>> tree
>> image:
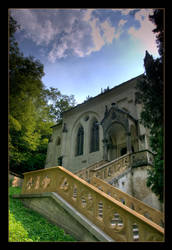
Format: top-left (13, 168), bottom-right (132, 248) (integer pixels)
top-left (135, 9), bottom-right (164, 202)
top-left (136, 51), bottom-right (163, 129)
top-left (9, 16), bottom-right (76, 175)
top-left (9, 16), bottom-right (52, 174)
top-left (44, 87), bottom-right (76, 122)
top-left (149, 9), bottom-right (164, 58)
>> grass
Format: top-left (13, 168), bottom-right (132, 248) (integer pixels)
top-left (9, 186), bottom-right (76, 242)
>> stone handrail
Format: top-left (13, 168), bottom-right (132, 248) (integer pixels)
top-left (90, 150), bottom-right (154, 181)
top-left (90, 176), bottom-right (164, 227)
top-left (21, 166), bottom-right (164, 242)
top-left (90, 154), bottom-right (131, 181)
top-left (75, 160), bottom-right (107, 182)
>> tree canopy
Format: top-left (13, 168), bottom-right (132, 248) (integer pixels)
top-left (9, 16), bottom-right (76, 175)
top-left (135, 9), bottom-right (164, 202)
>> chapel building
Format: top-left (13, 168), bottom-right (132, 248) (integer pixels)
top-left (44, 74), bottom-right (162, 211)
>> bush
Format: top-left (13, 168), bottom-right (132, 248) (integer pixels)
top-left (9, 186), bottom-right (76, 242)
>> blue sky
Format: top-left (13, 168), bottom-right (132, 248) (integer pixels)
top-left (10, 8), bottom-right (159, 104)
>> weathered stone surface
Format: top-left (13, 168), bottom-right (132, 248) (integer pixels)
top-left (18, 166), bottom-right (164, 242)
top-left (38, 74), bottom-right (164, 232)
top-left (45, 75), bottom-right (147, 172)
top-left (14, 192), bottom-right (114, 242)
top-left (131, 166), bottom-right (162, 211)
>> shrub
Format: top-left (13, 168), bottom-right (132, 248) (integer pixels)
top-left (9, 186), bottom-right (76, 242)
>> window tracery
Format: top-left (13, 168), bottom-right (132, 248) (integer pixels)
top-left (76, 125), bottom-right (84, 156)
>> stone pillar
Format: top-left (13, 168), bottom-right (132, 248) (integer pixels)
top-left (126, 132), bottom-right (132, 154)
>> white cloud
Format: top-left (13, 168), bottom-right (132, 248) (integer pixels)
top-left (120, 9), bottom-right (133, 15)
top-left (12, 9), bottom-right (157, 63)
top-left (12, 9), bottom-right (117, 60)
top-left (101, 20), bottom-right (115, 44)
top-left (11, 9), bottom-right (56, 45)
top-left (48, 41), bottom-right (68, 62)
top-left (82, 9), bottom-right (95, 22)
top-left (112, 8), bottom-right (133, 15)
top-left (48, 19), bottom-right (93, 61)
top-left (85, 18), bottom-right (106, 55)
top-left (65, 29), bottom-right (88, 58)
top-left (118, 19), bottom-right (127, 27)
top-left (12, 9), bottom-right (117, 61)
top-left (113, 18), bottom-right (127, 39)
top-left (134, 9), bottom-right (151, 22)
top-left (128, 9), bottom-right (158, 56)
top-left (91, 19), bottom-right (105, 50)
top-left (11, 9), bottom-right (92, 61)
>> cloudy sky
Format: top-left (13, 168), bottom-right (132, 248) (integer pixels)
top-left (10, 8), bottom-right (159, 104)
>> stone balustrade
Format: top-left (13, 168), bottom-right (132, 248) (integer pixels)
top-left (90, 154), bottom-right (131, 181)
top-left (21, 166), bottom-right (164, 242)
top-left (75, 160), bottom-right (107, 182)
top-left (90, 176), bottom-right (164, 227)
top-left (131, 150), bottom-right (154, 168)
top-left (89, 150), bottom-right (154, 182)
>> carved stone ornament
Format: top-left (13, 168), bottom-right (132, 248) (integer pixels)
top-left (104, 105), bottom-right (108, 118)
top-left (21, 165), bottom-right (164, 241)
top-left (101, 106), bottom-right (130, 137)
top-left (111, 111), bottom-right (116, 120)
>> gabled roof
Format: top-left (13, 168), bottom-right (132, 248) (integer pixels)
top-left (62, 74), bottom-right (143, 116)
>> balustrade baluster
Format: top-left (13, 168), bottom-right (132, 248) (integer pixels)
top-left (132, 224), bottom-right (139, 241)
top-left (72, 184), bottom-right (77, 201)
top-left (20, 166), bottom-right (164, 242)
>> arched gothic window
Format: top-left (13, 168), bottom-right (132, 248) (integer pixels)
top-left (76, 125), bottom-right (84, 156)
top-left (90, 120), bottom-right (99, 152)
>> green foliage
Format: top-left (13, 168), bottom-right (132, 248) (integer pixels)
top-left (147, 127), bottom-right (164, 201)
top-left (9, 210), bottom-right (33, 242)
top-left (135, 9), bottom-right (164, 202)
top-left (9, 16), bottom-right (76, 175)
top-left (9, 187), bottom-right (76, 242)
top-left (44, 87), bottom-right (76, 122)
top-left (9, 115), bottom-right (21, 132)
top-left (136, 52), bottom-right (163, 130)
top-left (149, 9), bottom-right (164, 57)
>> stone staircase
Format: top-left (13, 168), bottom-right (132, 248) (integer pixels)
top-left (90, 177), bottom-right (164, 228)
top-left (74, 150), bottom-right (164, 227)
top-left (75, 150), bottom-right (154, 183)
top-left (14, 159), bottom-right (164, 242)
top-left (74, 160), bottom-right (108, 182)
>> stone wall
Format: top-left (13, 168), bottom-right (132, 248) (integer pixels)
top-left (58, 76), bottom-right (143, 172)
top-left (45, 76), bottom-right (145, 172)
top-left (14, 192), bottom-right (113, 242)
top-left (110, 166), bottom-right (162, 211)
top-left (44, 123), bottom-right (62, 168)
top-left (131, 166), bottom-right (162, 211)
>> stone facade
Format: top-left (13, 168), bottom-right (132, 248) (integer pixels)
top-left (44, 74), bottom-right (162, 211)
top-left (45, 74), bottom-right (149, 172)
